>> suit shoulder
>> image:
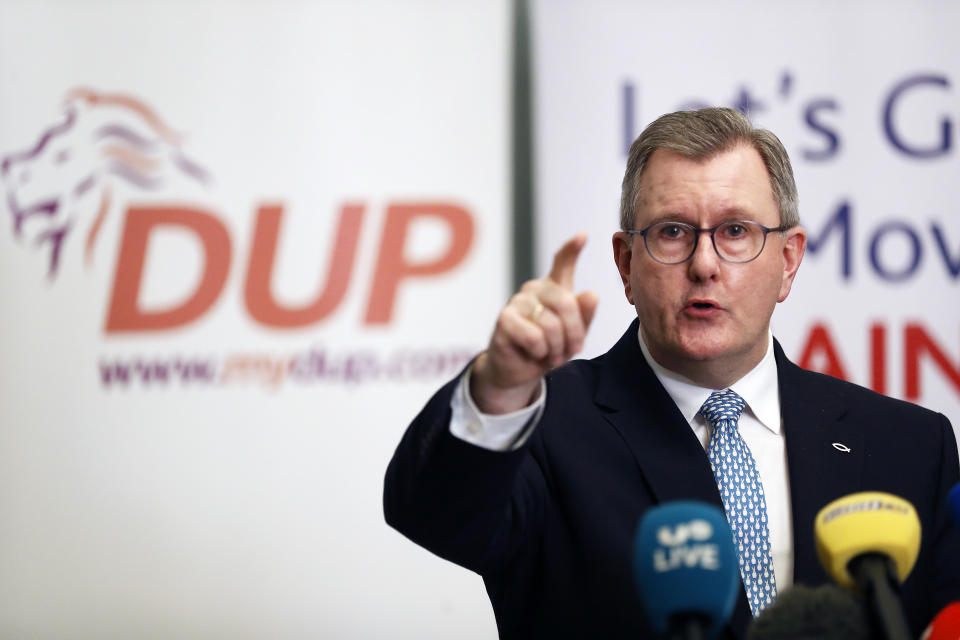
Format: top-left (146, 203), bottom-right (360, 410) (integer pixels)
top-left (544, 351), bottom-right (605, 389)
top-left (787, 360), bottom-right (945, 423)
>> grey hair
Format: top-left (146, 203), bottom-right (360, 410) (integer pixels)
top-left (619, 107), bottom-right (799, 230)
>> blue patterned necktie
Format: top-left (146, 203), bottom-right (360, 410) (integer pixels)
top-left (700, 389), bottom-right (777, 616)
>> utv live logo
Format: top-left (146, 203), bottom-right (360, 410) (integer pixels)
top-left (1, 88), bottom-right (475, 332)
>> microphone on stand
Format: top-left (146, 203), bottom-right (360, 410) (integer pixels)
top-left (746, 583), bottom-right (871, 640)
top-left (633, 501), bottom-right (740, 640)
top-left (814, 491), bottom-right (921, 640)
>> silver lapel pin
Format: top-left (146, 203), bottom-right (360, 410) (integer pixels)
top-left (832, 442), bottom-right (851, 453)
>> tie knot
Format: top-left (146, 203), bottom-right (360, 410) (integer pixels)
top-left (699, 389), bottom-right (746, 426)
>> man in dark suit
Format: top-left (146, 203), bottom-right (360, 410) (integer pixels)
top-left (383, 108), bottom-right (960, 638)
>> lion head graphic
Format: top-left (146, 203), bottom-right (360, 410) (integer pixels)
top-left (1, 87), bottom-right (211, 277)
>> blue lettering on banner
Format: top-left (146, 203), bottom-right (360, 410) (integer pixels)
top-left (802, 99), bottom-right (841, 161)
top-left (807, 200), bottom-right (853, 279)
top-left (882, 74), bottom-right (952, 159)
top-left (932, 224), bottom-right (960, 278)
top-left (616, 75), bottom-right (960, 283)
top-left (869, 221), bottom-right (923, 281)
top-left (621, 71), bottom-right (956, 161)
top-left (778, 71), bottom-right (793, 99)
top-left (732, 85), bottom-right (766, 118)
top-left (807, 204), bottom-right (959, 282)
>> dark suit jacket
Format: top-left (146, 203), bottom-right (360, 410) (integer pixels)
top-left (384, 320), bottom-right (960, 639)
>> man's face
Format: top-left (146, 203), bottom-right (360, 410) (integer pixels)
top-left (612, 144), bottom-right (806, 387)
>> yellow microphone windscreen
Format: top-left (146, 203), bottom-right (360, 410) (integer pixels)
top-left (814, 491), bottom-right (921, 588)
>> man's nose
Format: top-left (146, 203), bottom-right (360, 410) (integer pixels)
top-left (686, 230), bottom-right (721, 281)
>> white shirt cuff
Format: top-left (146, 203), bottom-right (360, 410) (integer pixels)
top-left (448, 363), bottom-right (546, 451)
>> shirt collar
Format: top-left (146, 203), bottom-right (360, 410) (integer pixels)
top-left (636, 327), bottom-right (782, 434)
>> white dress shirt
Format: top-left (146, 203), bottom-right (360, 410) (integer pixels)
top-left (449, 329), bottom-right (794, 590)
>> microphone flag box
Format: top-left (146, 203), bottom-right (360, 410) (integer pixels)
top-left (633, 501), bottom-right (740, 638)
top-left (814, 491), bottom-right (921, 588)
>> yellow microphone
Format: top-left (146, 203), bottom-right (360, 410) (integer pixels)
top-left (814, 492), bottom-right (921, 640)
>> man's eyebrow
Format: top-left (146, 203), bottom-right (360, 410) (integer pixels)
top-left (638, 198), bottom-right (769, 227)
top-left (645, 212), bottom-right (694, 224)
top-left (644, 208), bottom-right (758, 225)
top-left (716, 206), bottom-right (756, 219)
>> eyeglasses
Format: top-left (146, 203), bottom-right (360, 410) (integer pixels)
top-left (625, 220), bottom-right (792, 265)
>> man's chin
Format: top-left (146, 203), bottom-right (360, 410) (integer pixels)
top-left (672, 327), bottom-right (733, 356)
top-left (666, 333), bottom-right (751, 369)
top-left (644, 323), bottom-right (751, 368)
top-left (676, 345), bottom-right (731, 363)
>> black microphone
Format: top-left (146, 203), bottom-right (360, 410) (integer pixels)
top-left (746, 584), bottom-right (871, 640)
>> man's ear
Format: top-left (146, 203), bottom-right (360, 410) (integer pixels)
top-left (777, 226), bottom-right (807, 302)
top-left (612, 232), bottom-right (634, 304)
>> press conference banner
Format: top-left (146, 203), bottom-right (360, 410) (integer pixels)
top-left (2, 2), bottom-right (959, 639)
top-left (0, 2), bottom-right (507, 638)
top-left (532, 0), bottom-right (960, 439)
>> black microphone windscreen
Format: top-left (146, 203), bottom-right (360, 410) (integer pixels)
top-left (747, 584), bottom-right (871, 640)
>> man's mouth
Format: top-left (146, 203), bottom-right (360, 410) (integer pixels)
top-left (684, 299), bottom-right (722, 316)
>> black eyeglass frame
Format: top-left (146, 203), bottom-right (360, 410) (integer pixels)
top-left (624, 220), bottom-right (793, 265)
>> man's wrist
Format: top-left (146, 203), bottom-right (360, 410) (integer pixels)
top-left (469, 353), bottom-right (542, 414)
top-left (449, 363), bottom-right (547, 451)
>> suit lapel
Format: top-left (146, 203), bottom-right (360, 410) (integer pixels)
top-left (594, 320), bottom-right (725, 508)
top-left (775, 341), bottom-right (864, 586)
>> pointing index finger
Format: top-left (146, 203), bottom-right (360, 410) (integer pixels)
top-left (548, 232), bottom-right (587, 289)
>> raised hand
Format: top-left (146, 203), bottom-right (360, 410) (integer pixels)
top-left (470, 233), bottom-right (599, 414)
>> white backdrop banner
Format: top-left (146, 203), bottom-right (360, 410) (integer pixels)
top-left (533, 0), bottom-right (960, 440)
top-left (0, 1), bottom-right (507, 638)
top-left (3, 1), bottom-right (960, 638)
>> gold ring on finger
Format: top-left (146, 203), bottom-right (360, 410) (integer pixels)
top-left (529, 302), bottom-right (545, 323)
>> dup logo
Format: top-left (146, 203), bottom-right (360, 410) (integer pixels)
top-left (2, 87), bottom-right (476, 334)
top-left (1, 87), bottom-right (211, 277)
